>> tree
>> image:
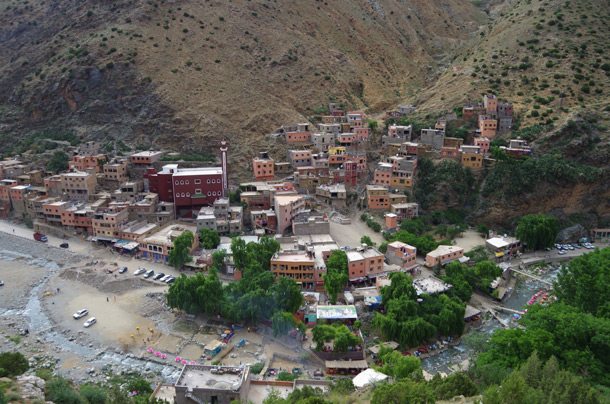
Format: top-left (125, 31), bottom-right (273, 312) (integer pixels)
top-left (272, 277), bottom-right (303, 313)
top-left (360, 235), bottom-right (375, 246)
top-left (554, 248), bottom-right (610, 317)
top-left (377, 350), bottom-right (422, 380)
top-left (211, 250), bottom-right (227, 271)
top-left (324, 250), bottom-right (348, 304)
top-left (199, 228), bottom-right (220, 249)
top-left (168, 231), bottom-right (194, 268)
top-left (47, 150), bottom-right (69, 173)
top-left (368, 119), bottom-right (379, 132)
top-left (272, 311), bottom-right (296, 337)
top-left (516, 214), bottom-right (559, 250)
top-left (371, 380), bottom-right (435, 404)
top-left (429, 372), bottom-right (478, 400)
top-left (0, 351), bottom-right (29, 377)
top-left (230, 237), bottom-right (248, 270)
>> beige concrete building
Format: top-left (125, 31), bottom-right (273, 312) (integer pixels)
top-left (346, 247), bottom-right (385, 282)
top-left (61, 171), bottom-right (97, 202)
top-left (139, 222), bottom-right (199, 264)
top-left (270, 251), bottom-right (318, 289)
top-left (425, 245), bottom-right (464, 267)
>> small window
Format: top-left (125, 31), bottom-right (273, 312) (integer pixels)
top-left (195, 188), bottom-right (201, 194)
top-left (208, 191), bottom-right (212, 196)
top-left (207, 179), bottom-right (211, 184)
top-left (180, 180), bottom-right (184, 185)
top-left (175, 193), bottom-right (180, 197)
top-left (175, 181), bottom-right (179, 185)
top-left (194, 179), bottom-right (201, 184)
top-left (186, 192), bottom-right (190, 197)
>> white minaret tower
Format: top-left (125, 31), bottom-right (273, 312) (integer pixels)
top-left (220, 140), bottom-right (228, 197)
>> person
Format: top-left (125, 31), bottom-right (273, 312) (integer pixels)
top-left (106, 297), bottom-right (109, 302)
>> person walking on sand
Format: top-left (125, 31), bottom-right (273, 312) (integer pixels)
top-left (106, 297), bottom-right (109, 302)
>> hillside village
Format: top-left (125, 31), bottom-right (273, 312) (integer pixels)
top-left (1, 90), bottom-right (609, 403)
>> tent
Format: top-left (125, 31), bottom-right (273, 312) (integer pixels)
top-left (352, 368), bottom-right (388, 388)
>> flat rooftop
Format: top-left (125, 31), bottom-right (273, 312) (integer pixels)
top-left (175, 365), bottom-right (247, 391)
top-left (143, 223), bottom-right (198, 246)
top-left (272, 252), bottom-right (315, 263)
top-left (427, 245), bottom-right (464, 258)
top-left (173, 167), bottom-right (223, 176)
top-left (316, 305), bottom-right (357, 320)
top-left (132, 151), bottom-right (163, 157)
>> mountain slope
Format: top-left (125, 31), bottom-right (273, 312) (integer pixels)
top-left (0, 0), bottom-right (486, 163)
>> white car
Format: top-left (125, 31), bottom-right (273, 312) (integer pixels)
top-left (160, 274), bottom-right (172, 282)
top-left (83, 317), bottom-right (97, 328)
top-left (73, 309), bottom-right (89, 319)
top-left (134, 268), bottom-right (146, 276)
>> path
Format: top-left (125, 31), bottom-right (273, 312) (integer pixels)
top-left (509, 268), bottom-right (552, 286)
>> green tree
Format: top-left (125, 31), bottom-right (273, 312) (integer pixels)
top-left (230, 237), bottom-right (248, 270)
top-left (360, 235), bottom-right (375, 246)
top-left (516, 214), bottom-right (559, 250)
top-left (0, 351), bottom-right (29, 377)
top-left (324, 250), bottom-right (348, 304)
top-left (199, 228), bottom-right (220, 249)
top-left (554, 248), bottom-right (610, 317)
top-left (377, 350), bottom-right (422, 380)
top-left (272, 277), bottom-right (303, 313)
top-left (168, 231), bottom-right (194, 268)
top-left (371, 379), bottom-right (435, 404)
top-left (271, 311), bottom-right (296, 337)
top-left (368, 119), bottom-right (379, 132)
top-left (47, 150), bottom-right (69, 173)
top-left (211, 249), bottom-right (227, 271)
top-left (429, 372), bottom-right (478, 400)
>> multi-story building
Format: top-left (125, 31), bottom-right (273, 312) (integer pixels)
top-left (385, 241), bottom-right (417, 270)
top-left (146, 164), bottom-right (225, 213)
top-left (61, 205), bottom-right (94, 234)
top-left (0, 159), bottom-right (26, 180)
top-left (390, 202), bottom-right (419, 220)
top-left (274, 194), bottom-right (307, 235)
top-left (61, 171), bottom-right (97, 202)
top-left (285, 123), bottom-right (312, 144)
top-left (139, 222), bottom-right (199, 263)
top-left (196, 198), bottom-right (243, 235)
top-left (8, 185), bottom-right (29, 215)
top-left (478, 115), bottom-right (497, 138)
top-left (315, 183), bottom-right (347, 208)
top-left (311, 132), bottom-right (336, 152)
top-left (425, 245), bottom-right (464, 267)
top-left (383, 125), bottom-right (412, 146)
top-left (318, 123), bottom-right (341, 135)
top-left (292, 214), bottom-right (330, 235)
top-left (420, 129), bottom-right (445, 150)
top-left (288, 150), bottom-right (312, 168)
top-left (474, 137), bottom-right (491, 155)
top-left (483, 94), bottom-right (498, 115)
top-left (346, 247), bottom-right (385, 282)
top-left (130, 151), bottom-right (163, 166)
top-left (460, 146), bottom-right (483, 169)
top-left (118, 221), bottom-right (159, 241)
top-left (69, 154), bottom-right (107, 173)
top-left (366, 185), bottom-right (389, 210)
top-left (173, 365), bottom-right (251, 404)
top-left (103, 160), bottom-right (129, 183)
top-left (270, 251), bottom-right (318, 289)
top-left (373, 162), bottom-right (393, 187)
top-left (92, 208), bottom-right (129, 239)
top-left (252, 152), bottom-right (275, 181)
top-left (250, 209), bottom-right (277, 235)
top-left (347, 111), bottom-right (366, 129)
top-left (44, 175), bottom-right (63, 198)
top-left (43, 201), bottom-right (69, 225)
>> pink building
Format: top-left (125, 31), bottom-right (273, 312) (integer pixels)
top-left (385, 241), bottom-right (417, 270)
top-left (252, 152), bottom-right (275, 181)
top-left (69, 154), bottom-right (107, 173)
top-left (346, 247), bottom-right (385, 282)
top-left (474, 137), bottom-right (491, 155)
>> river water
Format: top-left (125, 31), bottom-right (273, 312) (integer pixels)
top-left (421, 264), bottom-right (562, 375)
top-left (0, 249), bottom-right (181, 383)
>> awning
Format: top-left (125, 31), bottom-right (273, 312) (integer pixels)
top-left (495, 252), bottom-right (505, 258)
top-left (95, 237), bottom-right (117, 243)
top-left (114, 241), bottom-right (139, 251)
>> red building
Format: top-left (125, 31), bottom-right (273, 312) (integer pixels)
top-left (145, 165), bottom-right (224, 213)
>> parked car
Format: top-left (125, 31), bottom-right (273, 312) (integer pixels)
top-left (59, 242), bottom-right (69, 248)
top-left (0, 280), bottom-right (4, 286)
top-left (166, 277), bottom-right (176, 284)
top-left (33, 232), bottom-right (48, 242)
top-left (153, 273), bottom-right (165, 281)
top-left (73, 309), bottom-right (89, 319)
top-left (558, 250), bottom-right (566, 255)
top-left (160, 275), bottom-right (171, 282)
top-left (119, 267), bottom-right (128, 274)
top-left (134, 268), bottom-right (146, 276)
top-left (83, 317), bottom-right (97, 328)
top-left (313, 369), bottom-right (323, 377)
top-left (144, 270), bottom-right (155, 278)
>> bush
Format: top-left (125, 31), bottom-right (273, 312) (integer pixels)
top-left (0, 352), bottom-right (29, 377)
top-left (250, 362), bottom-right (264, 375)
top-left (46, 378), bottom-right (83, 404)
top-left (79, 384), bottom-right (107, 404)
top-left (277, 371), bottom-right (296, 381)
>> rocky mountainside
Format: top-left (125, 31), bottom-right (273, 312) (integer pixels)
top-left (0, 0), bottom-right (485, 164)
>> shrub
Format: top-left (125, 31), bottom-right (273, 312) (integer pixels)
top-left (45, 378), bottom-right (83, 404)
top-left (0, 352), bottom-right (29, 377)
top-left (79, 384), bottom-right (107, 404)
top-left (250, 362), bottom-right (264, 374)
top-left (277, 371), bottom-right (296, 381)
